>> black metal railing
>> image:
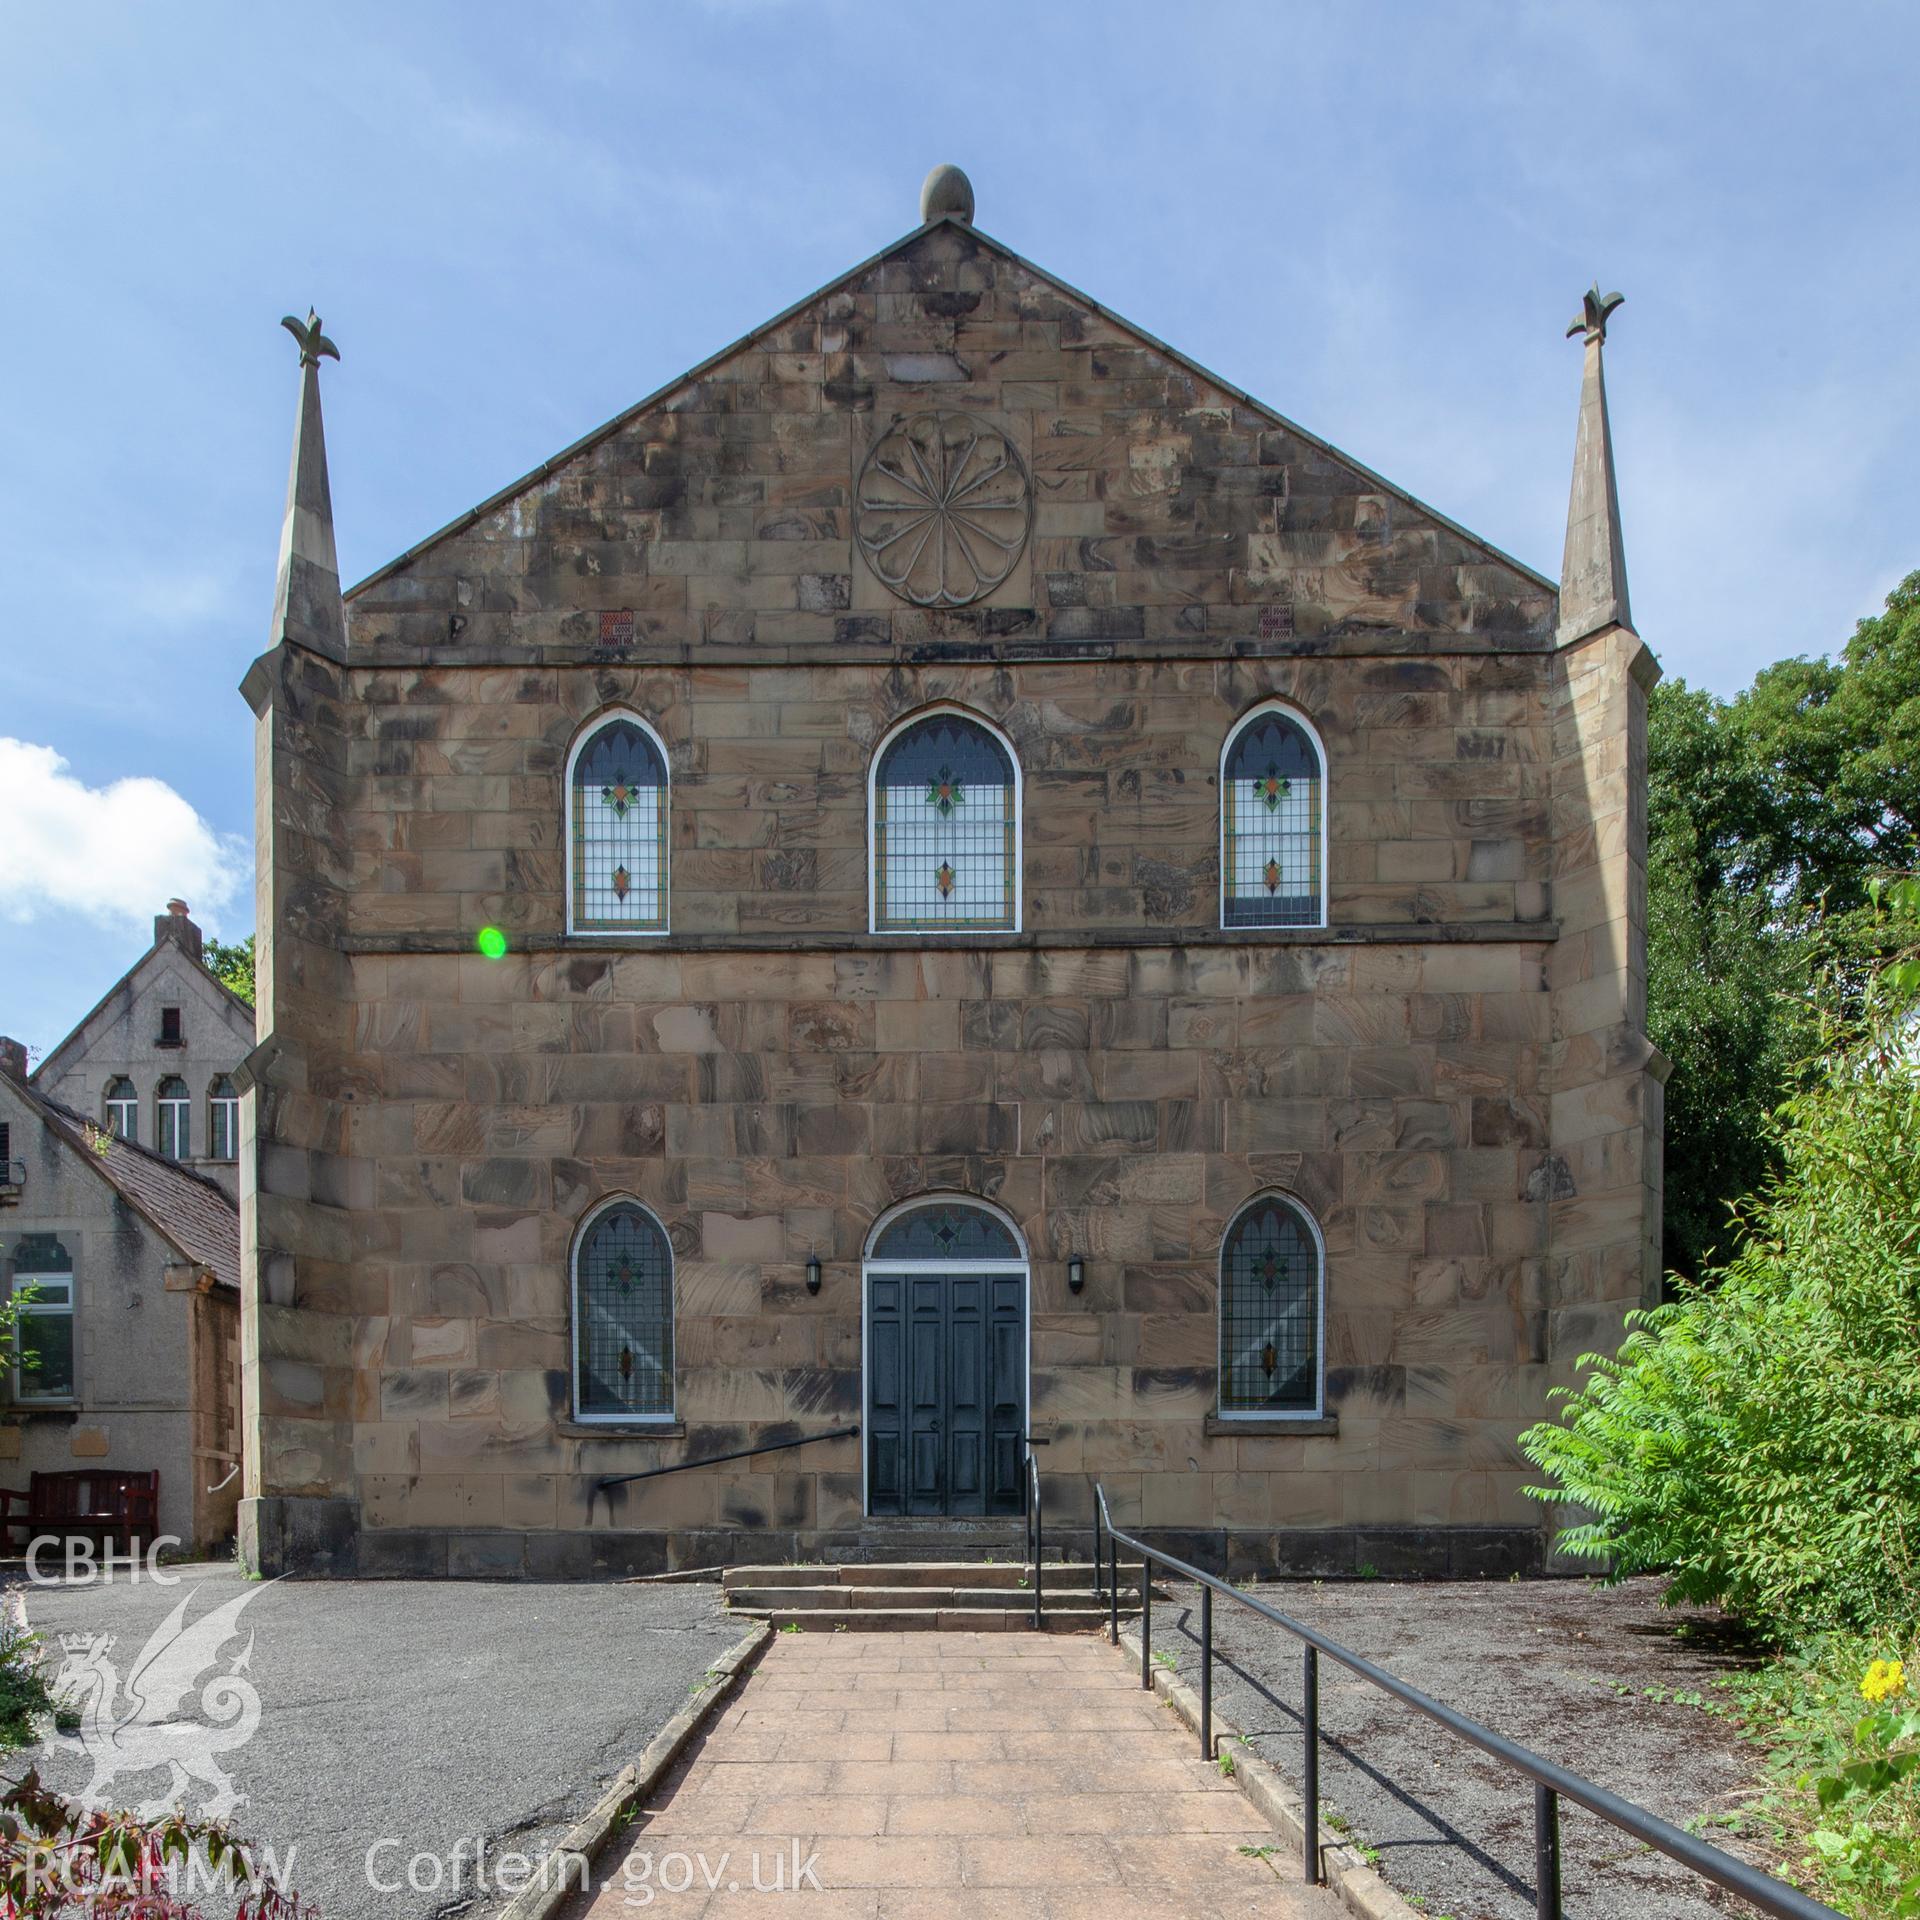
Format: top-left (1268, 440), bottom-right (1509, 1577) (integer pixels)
top-left (594, 1424), bottom-right (859, 1498)
top-left (1022, 1445), bottom-right (1043, 1629)
top-left (1092, 1485), bottom-right (1840, 1920)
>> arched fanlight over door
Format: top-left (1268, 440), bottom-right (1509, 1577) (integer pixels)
top-left (1218, 1194), bottom-right (1325, 1418)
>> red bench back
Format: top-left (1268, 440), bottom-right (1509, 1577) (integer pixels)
top-left (28, 1470), bottom-right (159, 1520)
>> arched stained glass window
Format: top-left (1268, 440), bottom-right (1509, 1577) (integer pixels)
top-left (1218, 1195), bottom-right (1323, 1417)
top-left (208, 1076), bottom-right (239, 1162)
top-left (870, 1200), bottom-right (1021, 1263)
top-left (572, 1200), bottom-right (675, 1422)
top-left (104, 1078), bottom-right (137, 1142)
top-left (1221, 706), bottom-right (1325, 928)
top-left (871, 711), bottom-right (1017, 932)
top-left (156, 1077), bottom-right (190, 1160)
top-left (568, 714), bottom-right (669, 935)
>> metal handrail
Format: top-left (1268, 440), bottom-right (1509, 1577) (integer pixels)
top-left (594, 1424), bottom-right (859, 1495)
top-left (1093, 1484), bottom-right (1839, 1920)
top-left (1023, 1447), bottom-right (1043, 1629)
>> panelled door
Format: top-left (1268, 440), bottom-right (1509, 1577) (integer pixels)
top-left (866, 1269), bottom-right (1026, 1517)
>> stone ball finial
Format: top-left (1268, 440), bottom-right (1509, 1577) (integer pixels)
top-left (920, 164), bottom-right (975, 225)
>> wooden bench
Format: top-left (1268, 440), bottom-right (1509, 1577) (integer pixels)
top-left (0, 1469), bottom-right (160, 1557)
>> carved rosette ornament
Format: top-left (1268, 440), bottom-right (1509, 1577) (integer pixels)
top-left (854, 410), bottom-right (1032, 608)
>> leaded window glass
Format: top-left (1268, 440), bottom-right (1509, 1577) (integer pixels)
top-left (572, 1202), bottom-right (674, 1420)
top-left (209, 1077), bottom-right (239, 1161)
top-left (11, 1233), bottom-right (75, 1402)
top-left (569, 717), bottom-right (668, 934)
top-left (156, 1077), bottom-right (190, 1160)
top-left (870, 1201), bottom-right (1020, 1263)
top-left (872, 713), bottom-right (1016, 931)
top-left (104, 1078), bottom-right (137, 1142)
top-left (1222, 708), bottom-right (1324, 928)
top-left (1219, 1196), bottom-right (1322, 1416)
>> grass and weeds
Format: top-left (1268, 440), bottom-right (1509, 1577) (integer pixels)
top-left (1710, 1637), bottom-right (1920, 1917)
top-left (0, 1614), bottom-right (61, 1752)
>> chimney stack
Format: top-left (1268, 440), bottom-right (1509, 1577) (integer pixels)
top-left (154, 900), bottom-right (204, 964)
top-left (0, 1037), bottom-right (27, 1082)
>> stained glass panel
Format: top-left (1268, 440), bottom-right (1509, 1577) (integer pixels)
top-left (571, 719), bottom-right (668, 933)
top-left (1223, 710), bottom-right (1323, 928)
top-left (873, 714), bottom-right (1015, 931)
top-left (574, 1202), bottom-right (674, 1419)
top-left (870, 1202), bottom-right (1020, 1262)
top-left (1219, 1196), bottom-right (1321, 1414)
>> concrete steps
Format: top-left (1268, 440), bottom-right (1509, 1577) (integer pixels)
top-left (720, 1561), bottom-right (1154, 1632)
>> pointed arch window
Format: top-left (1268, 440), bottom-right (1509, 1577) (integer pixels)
top-left (208, 1077), bottom-right (239, 1162)
top-left (156, 1077), bottom-right (190, 1160)
top-left (567, 714), bottom-right (669, 935)
top-left (571, 1199), bottom-right (675, 1422)
top-left (1218, 1195), bottom-right (1324, 1418)
top-left (103, 1078), bottom-right (137, 1142)
top-left (1221, 706), bottom-right (1325, 928)
top-left (870, 710), bottom-right (1018, 932)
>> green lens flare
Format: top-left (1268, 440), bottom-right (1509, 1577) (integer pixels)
top-left (475, 927), bottom-right (508, 959)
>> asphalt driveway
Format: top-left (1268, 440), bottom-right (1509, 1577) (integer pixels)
top-left (7, 1563), bottom-right (740, 1920)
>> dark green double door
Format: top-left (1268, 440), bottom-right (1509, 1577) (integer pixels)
top-left (866, 1271), bottom-right (1026, 1516)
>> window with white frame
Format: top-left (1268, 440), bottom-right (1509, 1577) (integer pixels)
top-left (104, 1078), bottom-right (137, 1142)
top-left (1221, 705), bottom-right (1325, 928)
top-left (568, 714), bottom-right (669, 934)
top-left (208, 1076), bottom-right (239, 1161)
top-left (571, 1200), bottom-right (675, 1422)
top-left (156, 1077), bottom-right (190, 1159)
top-left (1218, 1195), bottom-right (1324, 1417)
top-left (870, 710), bottom-right (1018, 932)
top-left (10, 1233), bottom-right (75, 1402)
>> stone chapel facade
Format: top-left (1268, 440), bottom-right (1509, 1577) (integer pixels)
top-left (238, 168), bottom-right (1663, 1578)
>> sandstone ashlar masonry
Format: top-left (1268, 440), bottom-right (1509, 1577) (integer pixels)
top-left (237, 176), bottom-right (1663, 1578)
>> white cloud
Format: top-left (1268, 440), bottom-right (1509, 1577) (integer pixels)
top-left (0, 740), bottom-right (247, 930)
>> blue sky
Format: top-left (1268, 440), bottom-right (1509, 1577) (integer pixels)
top-left (2, 0), bottom-right (1915, 1052)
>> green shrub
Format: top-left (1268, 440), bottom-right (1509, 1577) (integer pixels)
top-left (1521, 963), bottom-right (1920, 1641)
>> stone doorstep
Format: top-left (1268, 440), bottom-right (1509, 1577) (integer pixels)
top-left (753, 1605), bottom-right (1122, 1633)
top-left (721, 1560), bottom-right (1143, 1590)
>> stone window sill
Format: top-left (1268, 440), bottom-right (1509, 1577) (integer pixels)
top-left (1205, 1414), bottom-right (1338, 1438)
top-left (556, 1420), bottom-right (686, 1441)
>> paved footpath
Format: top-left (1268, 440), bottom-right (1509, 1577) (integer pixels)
top-left (576, 1629), bottom-right (1345, 1918)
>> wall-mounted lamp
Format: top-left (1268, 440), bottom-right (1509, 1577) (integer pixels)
top-left (1067, 1257), bottom-right (1086, 1295)
top-left (806, 1255), bottom-right (823, 1296)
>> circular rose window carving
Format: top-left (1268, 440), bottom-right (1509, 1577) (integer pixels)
top-left (854, 410), bottom-right (1032, 608)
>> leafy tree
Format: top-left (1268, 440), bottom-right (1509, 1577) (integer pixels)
top-left (1646, 571), bottom-right (1920, 1276)
top-left (1647, 682), bottom-right (1816, 1276)
top-left (203, 934), bottom-right (255, 1007)
top-left (1523, 885), bottom-right (1920, 1641)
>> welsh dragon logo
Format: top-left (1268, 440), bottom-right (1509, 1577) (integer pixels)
top-left (42, 1583), bottom-right (271, 1819)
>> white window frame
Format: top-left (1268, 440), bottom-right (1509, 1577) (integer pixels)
top-left (564, 708), bottom-right (672, 940)
top-left (568, 1194), bottom-right (677, 1426)
top-left (866, 704), bottom-right (1024, 935)
top-left (859, 1194), bottom-right (1031, 1517)
top-left (12, 1269), bottom-right (76, 1404)
top-left (156, 1079), bottom-right (190, 1160)
top-left (104, 1082), bottom-right (137, 1141)
top-left (1214, 1192), bottom-right (1328, 1422)
top-left (1217, 699), bottom-right (1330, 931)
top-left (209, 1081), bottom-right (240, 1161)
